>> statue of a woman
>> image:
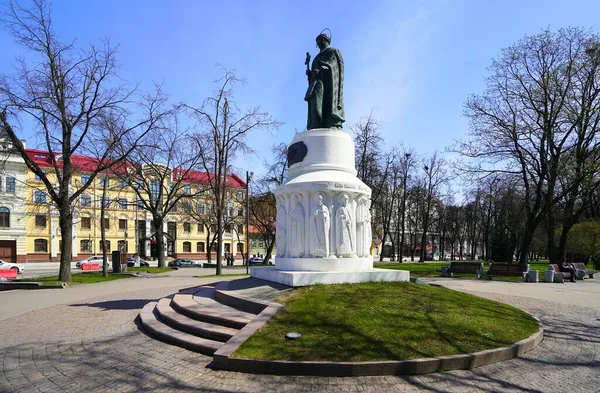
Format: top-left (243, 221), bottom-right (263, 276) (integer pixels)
top-left (304, 30), bottom-right (344, 130)
top-left (336, 193), bottom-right (354, 257)
top-left (311, 193), bottom-right (330, 257)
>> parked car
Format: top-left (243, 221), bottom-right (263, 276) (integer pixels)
top-left (127, 257), bottom-right (150, 267)
top-left (76, 256), bottom-right (105, 268)
top-left (0, 259), bottom-right (25, 273)
top-left (248, 257), bottom-right (264, 266)
top-left (168, 259), bottom-right (202, 268)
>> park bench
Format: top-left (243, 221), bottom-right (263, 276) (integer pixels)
top-left (547, 264), bottom-right (573, 283)
top-left (442, 261), bottom-right (484, 279)
top-left (0, 269), bottom-right (18, 279)
top-left (571, 262), bottom-right (595, 279)
top-left (485, 263), bottom-right (529, 281)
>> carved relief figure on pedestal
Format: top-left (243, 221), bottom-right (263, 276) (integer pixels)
top-left (289, 194), bottom-right (305, 257)
top-left (356, 197), bottom-right (366, 257)
top-left (311, 193), bottom-right (330, 257)
top-left (365, 200), bottom-right (372, 257)
top-left (276, 196), bottom-right (287, 257)
top-left (336, 193), bottom-right (355, 257)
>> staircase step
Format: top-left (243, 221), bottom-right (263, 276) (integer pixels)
top-left (155, 298), bottom-right (238, 342)
top-left (172, 293), bottom-right (254, 329)
top-left (139, 302), bottom-right (222, 355)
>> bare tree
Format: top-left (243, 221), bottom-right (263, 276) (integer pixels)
top-left (0, 0), bottom-right (167, 281)
top-left (417, 153), bottom-right (447, 262)
top-left (457, 27), bottom-right (600, 264)
top-left (184, 69), bottom-right (279, 275)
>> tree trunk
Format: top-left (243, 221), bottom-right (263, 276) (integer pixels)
top-left (206, 232), bottom-right (212, 264)
top-left (546, 210), bottom-right (557, 264)
top-left (216, 207), bottom-right (223, 275)
top-left (101, 172), bottom-right (109, 277)
top-left (58, 205), bottom-right (73, 282)
top-left (518, 218), bottom-right (538, 264)
top-left (154, 218), bottom-right (165, 267)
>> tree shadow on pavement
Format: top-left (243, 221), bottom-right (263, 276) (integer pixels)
top-left (70, 299), bottom-right (155, 310)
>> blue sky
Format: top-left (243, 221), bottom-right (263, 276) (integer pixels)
top-left (1, 0), bottom-right (599, 178)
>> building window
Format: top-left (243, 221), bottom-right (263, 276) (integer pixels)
top-left (259, 241), bottom-right (264, 248)
top-left (196, 242), bottom-right (204, 252)
top-left (119, 219), bottom-right (128, 230)
top-left (150, 180), bottom-right (161, 202)
top-left (210, 242), bottom-right (217, 252)
top-left (99, 177), bottom-right (109, 187)
top-left (237, 190), bottom-right (243, 200)
top-left (81, 175), bottom-right (91, 184)
top-left (136, 198), bottom-right (144, 209)
top-left (167, 222), bottom-right (177, 239)
top-left (34, 171), bottom-right (45, 181)
top-left (0, 177), bottom-right (3, 191)
top-left (119, 179), bottom-right (127, 188)
top-left (238, 207), bottom-right (244, 217)
top-left (197, 223), bottom-right (204, 233)
top-left (34, 190), bottom-right (46, 203)
top-left (35, 214), bottom-right (47, 228)
top-left (0, 207), bottom-right (9, 228)
top-left (183, 241), bottom-right (191, 252)
top-left (251, 240), bottom-right (257, 247)
top-left (181, 201), bottom-right (192, 213)
top-left (80, 240), bottom-right (92, 252)
top-left (80, 194), bottom-right (92, 207)
top-left (210, 224), bottom-right (217, 233)
top-left (237, 224), bottom-right (244, 234)
top-left (6, 177), bottom-right (15, 193)
top-left (81, 217), bottom-right (91, 229)
top-left (34, 239), bottom-right (48, 252)
top-left (183, 222), bottom-right (191, 233)
top-left (103, 218), bottom-right (110, 229)
top-left (225, 224), bottom-right (232, 233)
top-left (198, 187), bottom-right (204, 196)
top-left (100, 240), bottom-right (111, 252)
top-left (237, 243), bottom-right (244, 252)
top-left (101, 196), bottom-right (110, 208)
top-left (118, 198), bottom-right (128, 209)
top-left (184, 185), bottom-right (191, 195)
top-left (198, 204), bottom-right (205, 215)
top-left (117, 240), bottom-right (128, 253)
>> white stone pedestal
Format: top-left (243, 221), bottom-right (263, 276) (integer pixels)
top-left (250, 128), bottom-right (409, 287)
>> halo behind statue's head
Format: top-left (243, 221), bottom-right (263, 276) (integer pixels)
top-left (316, 28), bottom-right (332, 44)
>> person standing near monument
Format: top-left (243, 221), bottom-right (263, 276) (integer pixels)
top-left (304, 30), bottom-right (345, 130)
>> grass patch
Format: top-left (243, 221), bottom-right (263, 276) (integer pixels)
top-left (234, 282), bottom-right (538, 362)
top-left (21, 273), bottom-right (132, 286)
top-left (127, 267), bottom-right (172, 274)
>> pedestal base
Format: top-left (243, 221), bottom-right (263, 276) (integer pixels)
top-left (250, 267), bottom-right (410, 287)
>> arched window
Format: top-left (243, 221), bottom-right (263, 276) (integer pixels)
top-left (183, 242), bottom-right (191, 252)
top-left (197, 242), bottom-right (205, 252)
top-left (0, 207), bottom-right (9, 228)
top-left (34, 239), bottom-right (48, 252)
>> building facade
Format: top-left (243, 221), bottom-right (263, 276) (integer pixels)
top-left (8, 148), bottom-right (246, 262)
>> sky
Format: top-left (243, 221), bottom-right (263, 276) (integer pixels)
top-left (1, 0), bottom-right (599, 179)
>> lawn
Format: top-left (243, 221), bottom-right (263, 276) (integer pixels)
top-left (234, 281), bottom-right (539, 362)
top-left (21, 273), bottom-right (133, 286)
top-left (127, 267), bottom-right (172, 274)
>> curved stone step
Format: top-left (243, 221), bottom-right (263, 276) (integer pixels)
top-left (172, 293), bottom-right (254, 329)
top-left (139, 302), bottom-right (222, 355)
top-left (155, 298), bottom-right (238, 342)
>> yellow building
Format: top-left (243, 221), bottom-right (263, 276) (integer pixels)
top-left (23, 149), bottom-right (246, 262)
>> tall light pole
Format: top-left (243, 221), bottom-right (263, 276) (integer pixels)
top-left (245, 171), bottom-right (253, 275)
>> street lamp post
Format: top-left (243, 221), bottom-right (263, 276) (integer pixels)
top-left (245, 171), bottom-right (253, 275)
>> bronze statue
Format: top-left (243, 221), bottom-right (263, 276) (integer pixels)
top-left (304, 29), bottom-right (345, 130)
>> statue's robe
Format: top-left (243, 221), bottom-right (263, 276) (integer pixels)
top-left (305, 46), bottom-right (345, 129)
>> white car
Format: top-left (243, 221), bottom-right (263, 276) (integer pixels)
top-left (0, 259), bottom-right (25, 273)
top-left (76, 256), bottom-right (106, 268)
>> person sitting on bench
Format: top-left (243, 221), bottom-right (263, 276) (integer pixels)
top-left (557, 258), bottom-right (576, 282)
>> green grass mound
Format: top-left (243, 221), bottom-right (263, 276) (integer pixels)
top-left (234, 282), bottom-right (538, 362)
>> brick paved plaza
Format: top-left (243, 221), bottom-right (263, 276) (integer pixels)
top-left (0, 270), bottom-right (598, 392)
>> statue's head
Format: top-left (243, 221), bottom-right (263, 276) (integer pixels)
top-left (316, 29), bottom-right (331, 50)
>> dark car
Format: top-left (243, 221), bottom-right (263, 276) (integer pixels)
top-left (168, 259), bottom-right (202, 268)
top-left (127, 257), bottom-right (150, 267)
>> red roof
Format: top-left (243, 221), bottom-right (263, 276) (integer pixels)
top-left (25, 148), bottom-right (245, 189)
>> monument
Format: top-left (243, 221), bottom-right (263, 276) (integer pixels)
top-left (251, 30), bottom-right (409, 286)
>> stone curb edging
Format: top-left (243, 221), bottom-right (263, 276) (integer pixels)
top-left (210, 281), bottom-right (544, 376)
top-left (0, 282), bottom-right (67, 291)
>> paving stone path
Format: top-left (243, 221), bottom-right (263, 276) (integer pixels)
top-left (0, 276), bottom-right (598, 392)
